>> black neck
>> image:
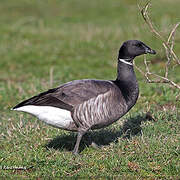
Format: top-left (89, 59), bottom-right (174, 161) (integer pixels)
top-left (114, 57), bottom-right (139, 109)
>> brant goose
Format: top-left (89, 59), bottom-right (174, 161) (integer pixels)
top-left (12, 40), bottom-right (156, 154)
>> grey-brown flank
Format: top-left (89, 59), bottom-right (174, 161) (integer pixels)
top-left (13, 40), bottom-right (156, 155)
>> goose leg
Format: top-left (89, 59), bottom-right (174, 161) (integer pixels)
top-left (72, 130), bottom-right (86, 155)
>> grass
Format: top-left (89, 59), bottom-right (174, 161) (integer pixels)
top-left (0, 0), bottom-right (180, 178)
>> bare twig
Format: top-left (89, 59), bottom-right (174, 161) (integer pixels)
top-left (134, 61), bottom-right (145, 76)
top-left (140, 2), bottom-right (180, 64)
top-left (167, 22), bottom-right (180, 45)
top-left (165, 22), bottom-right (180, 78)
top-left (135, 61), bottom-right (180, 90)
top-left (143, 55), bottom-right (150, 73)
top-left (136, 1), bottom-right (180, 100)
top-left (49, 66), bottom-right (54, 88)
top-left (163, 43), bottom-right (171, 78)
top-left (140, 2), bottom-right (165, 42)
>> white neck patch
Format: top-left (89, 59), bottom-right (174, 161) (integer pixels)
top-left (118, 58), bottom-right (133, 66)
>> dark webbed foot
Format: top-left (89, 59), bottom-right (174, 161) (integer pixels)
top-left (85, 133), bottom-right (101, 149)
top-left (72, 150), bottom-right (79, 156)
top-left (90, 142), bottom-right (101, 149)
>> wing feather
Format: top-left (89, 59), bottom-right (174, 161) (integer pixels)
top-left (13, 79), bottom-right (114, 111)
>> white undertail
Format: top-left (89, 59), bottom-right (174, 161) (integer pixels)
top-left (13, 105), bottom-right (74, 129)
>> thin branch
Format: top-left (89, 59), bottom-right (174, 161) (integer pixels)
top-left (140, 2), bottom-right (180, 64)
top-left (49, 66), bottom-right (54, 88)
top-left (141, 2), bottom-right (165, 42)
top-left (146, 72), bottom-right (180, 90)
top-left (167, 22), bottom-right (180, 45)
top-left (164, 23), bottom-right (180, 78)
top-left (163, 43), bottom-right (171, 78)
top-left (134, 61), bottom-right (145, 76)
top-left (135, 61), bottom-right (180, 90)
top-left (136, 1), bottom-right (180, 100)
top-left (168, 22), bottom-right (180, 63)
top-left (143, 55), bottom-right (150, 73)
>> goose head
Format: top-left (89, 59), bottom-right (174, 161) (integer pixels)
top-left (118, 40), bottom-right (156, 60)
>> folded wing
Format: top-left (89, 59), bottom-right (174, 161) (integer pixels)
top-left (13, 79), bottom-right (113, 111)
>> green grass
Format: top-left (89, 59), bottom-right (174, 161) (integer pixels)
top-left (0, 0), bottom-right (180, 178)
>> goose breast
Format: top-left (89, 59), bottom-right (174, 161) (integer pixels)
top-left (72, 83), bottom-right (128, 130)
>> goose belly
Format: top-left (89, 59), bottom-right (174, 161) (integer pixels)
top-left (14, 105), bottom-right (74, 129)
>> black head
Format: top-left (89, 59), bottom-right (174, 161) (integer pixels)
top-left (118, 40), bottom-right (156, 59)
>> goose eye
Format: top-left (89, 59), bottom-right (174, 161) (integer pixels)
top-left (137, 43), bottom-right (142, 47)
